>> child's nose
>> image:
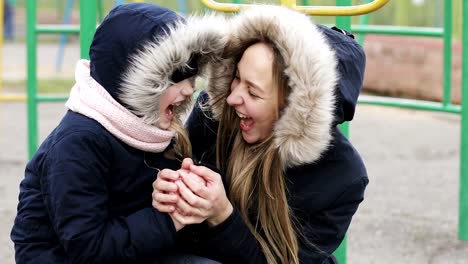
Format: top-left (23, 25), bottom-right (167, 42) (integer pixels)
top-left (182, 85), bottom-right (194, 97)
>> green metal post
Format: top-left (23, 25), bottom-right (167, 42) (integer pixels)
top-left (357, 13), bottom-right (369, 45)
top-left (442, 0), bottom-right (452, 107)
top-left (80, 0), bottom-right (96, 59)
top-left (334, 1), bottom-right (351, 262)
top-left (351, 25), bottom-right (444, 37)
top-left (26, 0), bottom-right (38, 159)
top-left (97, 0), bottom-right (104, 23)
top-left (460, 0), bottom-right (468, 241)
top-left (357, 0), bottom-right (371, 46)
top-left (335, 8), bottom-right (351, 136)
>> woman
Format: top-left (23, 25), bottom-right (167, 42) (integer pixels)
top-left (10, 3), bottom-right (226, 263)
top-left (153, 5), bottom-right (368, 264)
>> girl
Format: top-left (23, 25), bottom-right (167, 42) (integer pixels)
top-left (11, 3), bottom-right (226, 263)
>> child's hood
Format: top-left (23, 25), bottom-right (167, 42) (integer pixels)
top-left (89, 3), bottom-right (227, 125)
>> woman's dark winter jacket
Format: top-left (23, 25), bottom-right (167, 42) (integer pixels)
top-left (179, 6), bottom-right (368, 264)
top-left (10, 3), bottom-right (226, 264)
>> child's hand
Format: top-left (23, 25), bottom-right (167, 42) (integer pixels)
top-left (152, 169), bottom-right (180, 213)
top-left (152, 169), bottom-right (187, 231)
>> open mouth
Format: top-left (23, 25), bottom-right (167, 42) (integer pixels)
top-left (237, 111), bottom-right (254, 132)
top-left (165, 102), bottom-right (182, 122)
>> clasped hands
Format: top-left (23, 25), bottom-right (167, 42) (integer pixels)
top-left (152, 158), bottom-right (233, 231)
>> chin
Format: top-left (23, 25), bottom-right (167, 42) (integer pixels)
top-left (157, 121), bottom-right (171, 130)
top-left (241, 133), bottom-right (258, 144)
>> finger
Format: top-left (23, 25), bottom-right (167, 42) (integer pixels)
top-left (189, 164), bottom-right (220, 183)
top-left (175, 190), bottom-right (196, 216)
top-left (157, 169), bottom-right (180, 182)
top-left (177, 179), bottom-right (210, 209)
top-left (171, 210), bottom-right (205, 225)
top-left (154, 178), bottom-right (178, 193)
top-left (174, 187), bottom-right (207, 217)
top-left (152, 200), bottom-right (175, 213)
top-left (179, 171), bottom-right (210, 199)
top-left (153, 191), bottom-right (179, 204)
top-left (181, 158), bottom-right (194, 170)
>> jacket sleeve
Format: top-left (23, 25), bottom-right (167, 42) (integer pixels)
top-left (186, 207), bottom-right (268, 264)
top-left (188, 175), bottom-right (367, 264)
top-left (298, 176), bottom-right (369, 262)
top-left (40, 131), bottom-right (176, 263)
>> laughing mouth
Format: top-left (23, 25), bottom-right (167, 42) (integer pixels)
top-left (236, 111), bottom-right (251, 119)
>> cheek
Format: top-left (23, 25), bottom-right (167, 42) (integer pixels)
top-left (251, 103), bottom-right (275, 122)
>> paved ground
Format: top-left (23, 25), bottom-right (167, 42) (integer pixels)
top-left (2, 43), bottom-right (468, 263)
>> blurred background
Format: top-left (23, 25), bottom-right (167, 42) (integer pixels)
top-left (1, 1), bottom-right (467, 263)
top-left (2, 0), bottom-right (465, 103)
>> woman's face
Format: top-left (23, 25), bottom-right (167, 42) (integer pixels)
top-left (157, 79), bottom-right (194, 130)
top-left (227, 42), bottom-right (278, 144)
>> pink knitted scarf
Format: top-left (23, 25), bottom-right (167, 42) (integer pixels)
top-left (66, 60), bottom-right (174, 153)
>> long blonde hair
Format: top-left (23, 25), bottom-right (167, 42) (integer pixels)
top-left (214, 40), bottom-right (299, 264)
top-left (171, 96), bottom-right (193, 158)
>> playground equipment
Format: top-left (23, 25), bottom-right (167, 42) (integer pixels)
top-left (352, 0), bottom-right (468, 251)
top-left (56, 0), bottom-right (184, 73)
top-left (0, 0), bottom-right (3, 96)
top-left (201, 0), bottom-right (389, 16)
top-left (0, 0), bottom-right (149, 102)
top-left (15, 0), bottom-right (468, 263)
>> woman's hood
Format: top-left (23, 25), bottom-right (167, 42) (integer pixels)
top-left (206, 5), bottom-right (365, 167)
top-left (90, 3), bottom-right (227, 125)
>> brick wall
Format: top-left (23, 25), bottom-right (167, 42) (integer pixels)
top-left (363, 35), bottom-right (462, 104)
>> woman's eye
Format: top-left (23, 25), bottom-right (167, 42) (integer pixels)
top-left (248, 90), bottom-right (259, 98)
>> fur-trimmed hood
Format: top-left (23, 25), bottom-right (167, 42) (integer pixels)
top-left (90, 3), bottom-right (227, 125)
top-left (206, 5), bottom-right (341, 167)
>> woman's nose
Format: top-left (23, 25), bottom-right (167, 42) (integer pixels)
top-left (226, 86), bottom-right (243, 106)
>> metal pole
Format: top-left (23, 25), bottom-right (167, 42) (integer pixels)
top-left (280, 0), bottom-right (296, 7)
top-left (442, 0), bottom-right (452, 107)
top-left (336, 0), bottom-right (352, 138)
top-left (80, 0), bottom-right (96, 60)
top-left (459, 0), bottom-right (468, 241)
top-left (357, 0), bottom-right (371, 45)
top-left (334, 2), bottom-right (352, 264)
top-left (26, 0), bottom-right (38, 158)
top-left (55, 0), bottom-right (74, 72)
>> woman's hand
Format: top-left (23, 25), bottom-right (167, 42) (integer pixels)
top-left (176, 158), bottom-right (233, 226)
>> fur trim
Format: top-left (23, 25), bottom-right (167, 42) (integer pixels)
top-left (120, 13), bottom-right (228, 126)
top-left (206, 5), bottom-right (338, 167)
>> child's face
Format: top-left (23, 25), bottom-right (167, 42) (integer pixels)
top-left (157, 79), bottom-right (194, 130)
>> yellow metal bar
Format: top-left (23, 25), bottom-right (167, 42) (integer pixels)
top-left (296, 0), bottom-right (390, 16)
top-left (200, 0), bottom-right (247, 13)
top-left (0, 94), bottom-right (27, 102)
top-left (280, 0), bottom-right (296, 8)
top-left (200, 0), bottom-right (390, 16)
